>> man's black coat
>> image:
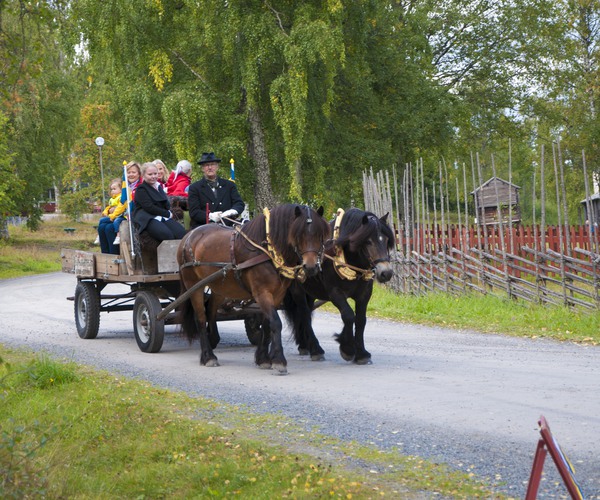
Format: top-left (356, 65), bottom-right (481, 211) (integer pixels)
top-left (188, 176), bottom-right (245, 228)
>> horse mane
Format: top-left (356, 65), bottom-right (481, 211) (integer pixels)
top-left (335, 208), bottom-right (395, 254)
top-left (241, 204), bottom-right (330, 265)
top-left (240, 211), bottom-right (267, 245)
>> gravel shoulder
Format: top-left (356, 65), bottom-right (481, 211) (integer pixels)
top-left (1, 272), bottom-right (598, 498)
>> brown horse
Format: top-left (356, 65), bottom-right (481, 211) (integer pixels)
top-left (177, 204), bottom-right (330, 374)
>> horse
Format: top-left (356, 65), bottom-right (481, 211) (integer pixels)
top-left (283, 208), bottom-right (394, 364)
top-left (177, 204), bottom-right (331, 374)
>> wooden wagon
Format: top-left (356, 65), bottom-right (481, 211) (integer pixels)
top-left (61, 222), bottom-right (263, 353)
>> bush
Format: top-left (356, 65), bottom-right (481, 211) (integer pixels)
top-left (60, 187), bottom-right (96, 221)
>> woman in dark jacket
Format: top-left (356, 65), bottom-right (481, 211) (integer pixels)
top-left (133, 162), bottom-right (187, 242)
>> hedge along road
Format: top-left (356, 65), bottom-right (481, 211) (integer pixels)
top-left (1, 272), bottom-right (598, 498)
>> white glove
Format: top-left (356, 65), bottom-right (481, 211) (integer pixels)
top-left (208, 211), bottom-right (222, 223)
top-left (221, 209), bottom-right (238, 218)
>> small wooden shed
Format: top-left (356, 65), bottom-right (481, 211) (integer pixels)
top-left (471, 177), bottom-right (521, 226)
top-left (580, 193), bottom-right (600, 226)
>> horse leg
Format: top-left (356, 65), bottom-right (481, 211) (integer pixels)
top-left (267, 309), bottom-right (287, 375)
top-left (304, 296), bottom-right (325, 361)
top-left (205, 292), bottom-right (221, 349)
top-left (330, 291), bottom-right (356, 362)
top-left (353, 298), bottom-right (372, 365)
top-left (254, 315), bottom-right (272, 369)
top-left (283, 284), bottom-right (324, 360)
top-left (189, 293), bottom-right (219, 367)
top-left (282, 286), bottom-right (308, 354)
top-left (253, 308), bottom-right (287, 374)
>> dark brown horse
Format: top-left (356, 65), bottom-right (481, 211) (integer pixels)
top-left (283, 208), bottom-right (394, 364)
top-left (177, 204), bottom-right (330, 374)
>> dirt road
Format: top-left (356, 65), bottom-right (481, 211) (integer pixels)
top-left (1, 272), bottom-right (598, 497)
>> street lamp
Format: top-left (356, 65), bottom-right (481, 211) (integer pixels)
top-left (95, 137), bottom-right (105, 207)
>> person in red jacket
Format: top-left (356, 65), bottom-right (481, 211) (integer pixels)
top-left (165, 160), bottom-right (192, 197)
top-left (165, 159), bottom-right (192, 211)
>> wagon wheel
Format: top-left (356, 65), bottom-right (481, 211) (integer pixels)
top-left (74, 282), bottom-right (100, 340)
top-left (133, 291), bottom-right (165, 353)
top-left (244, 315), bottom-right (263, 346)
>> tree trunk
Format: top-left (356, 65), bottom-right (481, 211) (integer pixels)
top-left (0, 216), bottom-right (9, 241)
top-left (247, 106), bottom-right (277, 210)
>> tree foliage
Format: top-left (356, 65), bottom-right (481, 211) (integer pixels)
top-left (0, 0), bottom-right (81, 229)
top-left (2, 0), bottom-right (600, 224)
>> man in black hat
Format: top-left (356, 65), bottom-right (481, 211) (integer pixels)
top-left (188, 152), bottom-right (245, 228)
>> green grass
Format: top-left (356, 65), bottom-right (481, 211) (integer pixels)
top-left (0, 217), bottom-right (98, 279)
top-left (0, 347), bottom-right (496, 498)
top-left (366, 285), bottom-right (600, 345)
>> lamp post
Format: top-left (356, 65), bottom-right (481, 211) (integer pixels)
top-left (95, 137), bottom-right (106, 207)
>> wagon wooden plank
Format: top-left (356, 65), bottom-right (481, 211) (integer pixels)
top-left (100, 273), bottom-right (180, 283)
top-left (157, 240), bottom-right (180, 273)
top-left (61, 248), bottom-right (95, 277)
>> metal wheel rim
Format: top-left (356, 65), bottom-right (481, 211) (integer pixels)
top-left (136, 306), bottom-right (152, 343)
top-left (77, 295), bottom-right (87, 327)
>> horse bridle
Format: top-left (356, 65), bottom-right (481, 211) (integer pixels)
top-left (293, 206), bottom-right (325, 272)
top-left (362, 215), bottom-right (391, 271)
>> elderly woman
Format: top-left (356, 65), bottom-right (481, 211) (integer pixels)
top-left (133, 162), bottom-right (187, 242)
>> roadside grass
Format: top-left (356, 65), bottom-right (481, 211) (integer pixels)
top-left (366, 285), bottom-right (600, 345)
top-left (0, 218), bottom-right (97, 279)
top-left (0, 346), bottom-right (497, 498)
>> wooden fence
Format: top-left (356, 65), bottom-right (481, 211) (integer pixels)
top-left (391, 223), bottom-right (600, 309)
top-left (363, 150), bottom-right (600, 310)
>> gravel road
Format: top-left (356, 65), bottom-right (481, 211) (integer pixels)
top-left (1, 272), bottom-right (598, 498)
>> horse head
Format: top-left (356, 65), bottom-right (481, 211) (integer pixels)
top-left (366, 212), bottom-right (395, 283)
top-left (340, 209), bottom-right (395, 283)
top-left (272, 204), bottom-right (330, 280)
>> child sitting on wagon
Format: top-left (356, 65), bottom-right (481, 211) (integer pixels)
top-left (96, 178), bottom-right (126, 254)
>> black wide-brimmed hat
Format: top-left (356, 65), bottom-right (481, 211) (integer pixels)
top-left (197, 152), bottom-right (221, 165)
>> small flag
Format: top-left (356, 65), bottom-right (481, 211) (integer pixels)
top-left (120, 167), bottom-right (128, 204)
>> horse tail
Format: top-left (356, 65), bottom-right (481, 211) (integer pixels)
top-left (179, 276), bottom-right (198, 343)
top-left (282, 288), bottom-right (300, 345)
top-left (282, 284), bottom-right (311, 350)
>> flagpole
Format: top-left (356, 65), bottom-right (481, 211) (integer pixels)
top-left (124, 163), bottom-right (136, 258)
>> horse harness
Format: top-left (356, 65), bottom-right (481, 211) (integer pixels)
top-left (179, 207), bottom-right (320, 286)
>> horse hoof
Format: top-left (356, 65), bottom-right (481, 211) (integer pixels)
top-left (271, 363), bottom-right (288, 375)
top-left (203, 359), bottom-right (220, 367)
top-left (258, 362), bottom-right (272, 370)
top-left (339, 349), bottom-right (354, 362)
top-left (311, 354), bottom-right (326, 361)
top-left (298, 348), bottom-right (309, 356)
top-left (354, 357), bottom-right (372, 365)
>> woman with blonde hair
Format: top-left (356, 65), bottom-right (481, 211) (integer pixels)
top-left (133, 162), bottom-right (186, 242)
top-left (153, 159), bottom-right (169, 188)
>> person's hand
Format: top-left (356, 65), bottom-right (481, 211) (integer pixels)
top-left (221, 209), bottom-right (238, 219)
top-left (208, 211), bottom-right (222, 223)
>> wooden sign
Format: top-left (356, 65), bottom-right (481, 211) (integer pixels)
top-left (526, 416), bottom-right (584, 499)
